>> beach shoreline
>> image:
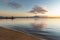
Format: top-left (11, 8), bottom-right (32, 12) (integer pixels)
top-left (0, 27), bottom-right (42, 40)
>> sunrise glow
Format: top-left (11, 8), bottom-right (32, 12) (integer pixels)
top-left (0, 0), bottom-right (60, 17)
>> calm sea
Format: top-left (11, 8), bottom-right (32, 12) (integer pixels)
top-left (0, 18), bottom-right (60, 40)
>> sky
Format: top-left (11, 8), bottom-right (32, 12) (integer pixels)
top-left (0, 0), bottom-right (60, 16)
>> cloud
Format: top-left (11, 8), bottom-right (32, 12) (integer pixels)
top-left (2, 0), bottom-right (9, 3)
top-left (2, 0), bottom-right (22, 9)
top-left (8, 2), bottom-right (22, 9)
top-left (29, 5), bottom-right (48, 14)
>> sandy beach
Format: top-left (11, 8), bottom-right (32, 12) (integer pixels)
top-left (0, 27), bottom-right (42, 40)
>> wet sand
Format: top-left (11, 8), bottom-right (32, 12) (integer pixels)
top-left (0, 27), bottom-right (42, 40)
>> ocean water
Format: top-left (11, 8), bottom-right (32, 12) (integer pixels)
top-left (0, 18), bottom-right (60, 40)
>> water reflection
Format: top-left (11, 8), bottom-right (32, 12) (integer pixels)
top-left (0, 18), bottom-right (60, 40)
top-left (31, 18), bottom-right (47, 31)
